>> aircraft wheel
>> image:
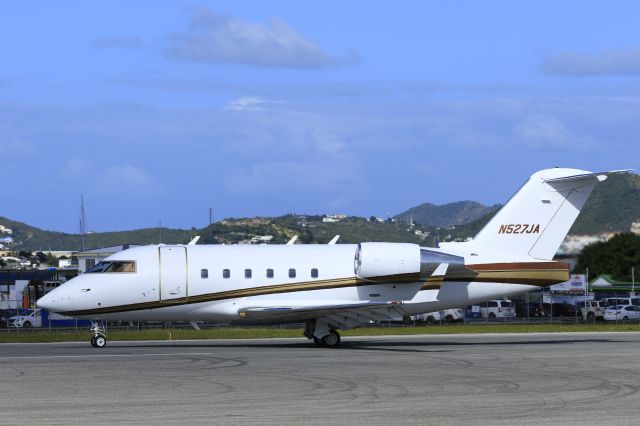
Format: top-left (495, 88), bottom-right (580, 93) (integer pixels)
top-left (322, 331), bottom-right (341, 348)
top-left (92, 335), bottom-right (107, 348)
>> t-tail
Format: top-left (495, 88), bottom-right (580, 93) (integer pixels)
top-left (453, 168), bottom-right (632, 261)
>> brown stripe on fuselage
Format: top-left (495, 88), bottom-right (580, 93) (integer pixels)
top-left (420, 261), bottom-right (569, 290)
top-left (467, 262), bottom-right (570, 272)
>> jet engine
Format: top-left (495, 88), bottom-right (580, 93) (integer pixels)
top-left (354, 242), bottom-right (466, 281)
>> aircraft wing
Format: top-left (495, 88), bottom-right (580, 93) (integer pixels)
top-left (239, 301), bottom-right (407, 327)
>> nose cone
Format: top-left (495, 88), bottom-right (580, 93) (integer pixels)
top-left (37, 291), bottom-right (59, 312)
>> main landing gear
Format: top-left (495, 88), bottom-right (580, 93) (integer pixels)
top-left (90, 322), bottom-right (107, 348)
top-left (304, 320), bottom-right (341, 348)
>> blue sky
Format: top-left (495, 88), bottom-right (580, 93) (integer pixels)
top-left (1, 1), bottom-right (639, 233)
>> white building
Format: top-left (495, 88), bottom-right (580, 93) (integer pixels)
top-left (323, 214), bottom-right (347, 223)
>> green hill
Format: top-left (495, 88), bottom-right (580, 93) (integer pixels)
top-left (0, 215), bottom-right (432, 251)
top-left (0, 216), bottom-right (196, 251)
top-left (568, 173), bottom-right (640, 235)
top-left (1, 173), bottom-right (637, 251)
top-left (445, 173), bottom-right (640, 241)
top-left (394, 201), bottom-right (499, 227)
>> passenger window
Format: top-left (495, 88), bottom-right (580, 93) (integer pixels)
top-left (223, 269), bottom-right (230, 279)
top-left (266, 269), bottom-right (274, 278)
top-left (311, 268), bottom-right (318, 278)
top-left (245, 269), bottom-right (252, 279)
top-left (201, 269), bottom-right (208, 279)
top-left (289, 268), bottom-right (296, 278)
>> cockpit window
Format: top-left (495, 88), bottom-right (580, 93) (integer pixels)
top-left (88, 261), bottom-right (136, 273)
top-left (88, 262), bottom-right (111, 273)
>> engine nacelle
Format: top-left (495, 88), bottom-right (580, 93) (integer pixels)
top-left (354, 243), bottom-right (421, 279)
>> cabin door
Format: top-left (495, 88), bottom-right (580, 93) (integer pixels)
top-left (159, 246), bottom-right (188, 302)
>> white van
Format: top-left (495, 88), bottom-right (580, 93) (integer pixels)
top-left (480, 300), bottom-right (516, 318)
top-left (600, 297), bottom-right (640, 308)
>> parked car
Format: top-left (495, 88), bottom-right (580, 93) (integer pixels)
top-left (7, 308), bottom-right (42, 328)
top-left (412, 308), bottom-right (465, 324)
top-left (578, 300), bottom-right (606, 321)
top-left (604, 305), bottom-right (640, 321)
top-left (480, 300), bottom-right (516, 318)
top-left (600, 297), bottom-right (640, 307)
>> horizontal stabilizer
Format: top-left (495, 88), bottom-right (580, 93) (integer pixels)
top-left (544, 169), bottom-right (633, 183)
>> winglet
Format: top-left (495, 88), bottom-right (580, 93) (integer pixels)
top-left (188, 236), bottom-right (200, 245)
top-left (328, 235), bottom-right (340, 245)
top-left (286, 235), bottom-right (298, 245)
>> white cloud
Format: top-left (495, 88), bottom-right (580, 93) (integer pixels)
top-left (0, 139), bottom-right (34, 155)
top-left (103, 164), bottom-right (152, 185)
top-left (513, 114), bottom-right (590, 148)
top-left (164, 6), bottom-right (358, 68)
top-left (543, 49), bottom-right (640, 76)
top-left (61, 158), bottom-right (91, 177)
top-left (226, 96), bottom-right (271, 111)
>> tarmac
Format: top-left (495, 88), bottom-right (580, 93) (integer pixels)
top-left (1, 332), bottom-right (640, 425)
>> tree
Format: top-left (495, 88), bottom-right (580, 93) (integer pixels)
top-left (574, 233), bottom-right (640, 282)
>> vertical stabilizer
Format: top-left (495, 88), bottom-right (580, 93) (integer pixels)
top-left (469, 168), bottom-right (625, 260)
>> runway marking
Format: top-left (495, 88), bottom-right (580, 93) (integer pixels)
top-left (0, 352), bottom-right (218, 360)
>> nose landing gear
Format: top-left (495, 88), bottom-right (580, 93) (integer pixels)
top-left (90, 322), bottom-right (107, 348)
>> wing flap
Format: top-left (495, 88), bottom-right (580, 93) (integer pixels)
top-left (238, 301), bottom-right (402, 322)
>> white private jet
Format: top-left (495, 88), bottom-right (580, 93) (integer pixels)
top-left (38, 168), bottom-right (630, 348)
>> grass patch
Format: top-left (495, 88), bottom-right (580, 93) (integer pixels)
top-left (2, 322), bottom-right (640, 344)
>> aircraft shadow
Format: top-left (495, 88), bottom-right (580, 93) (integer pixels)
top-left (113, 337), bottom-right (617, 353)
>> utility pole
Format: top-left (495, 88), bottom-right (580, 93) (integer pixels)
top-left (79, 194), bottom-right (87, 251)
top-left (159, 220), bottom-right (162, 244)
